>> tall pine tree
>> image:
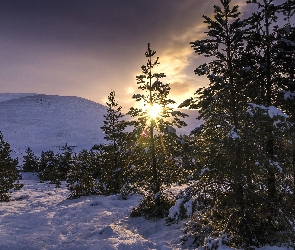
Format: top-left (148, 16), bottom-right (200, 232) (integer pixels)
top-left (128, 43), bottom-right (187, 217)
top-left (179, 0), bottom-right (295, 247)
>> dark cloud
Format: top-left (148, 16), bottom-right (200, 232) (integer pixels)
top-left (0, 0), bottom-right (250, 110)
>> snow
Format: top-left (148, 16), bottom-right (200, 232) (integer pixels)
top-left (6, 176), bottom-right (288, 250)
top-left (0, 93), bottom-right (37, 102)
top-left (0, 174), bottom-right (185, 250)
top-left (281, 38), bottom-right (295, 47)
top-left (168, 198), bottom-right (184, 219)
top-left (242, 66), bottom-right (251, 71)
top-left (247, 103), bottom-right (288, 119)
top-left (200, 167), bottom-right (210, 177)
top-left (246, 103), bottom-right (289, 128)
top-left (0, 94), bottom-right (108, 161)
top-left (227, 126), bottom-right (240, 140)
top-left (268, 106), bottom-right (288, 119)
top-left (284, 91), bottom-right (295, 100)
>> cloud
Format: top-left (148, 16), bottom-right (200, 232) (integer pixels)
top-left (0, 0), bottom-right (253, 112)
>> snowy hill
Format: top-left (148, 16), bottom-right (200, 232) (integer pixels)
top-left (0, 93), bottom-right (201, 160)
top-left (0, 93), bottom-right (108, 160)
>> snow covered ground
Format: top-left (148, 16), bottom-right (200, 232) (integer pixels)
top-left (0, 174), bottom-right (292, 250)
top-left (0, 173), bottom-right (186, 250)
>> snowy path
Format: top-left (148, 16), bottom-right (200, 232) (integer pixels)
top-left (0, 177), bottom-right (184, 250)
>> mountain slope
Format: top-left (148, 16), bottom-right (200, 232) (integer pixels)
top-left (0, 94), bottom-right (107, 159)
top-left (0, 93), bottom-right (201, 160)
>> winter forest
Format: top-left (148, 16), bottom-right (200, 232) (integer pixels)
top-left (1, 0), bottom-right (295, 249)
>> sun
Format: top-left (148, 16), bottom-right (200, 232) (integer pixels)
top-left (147, 103), bottom-right (162, 119)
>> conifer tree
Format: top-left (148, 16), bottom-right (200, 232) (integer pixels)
top-left (128, 43), bottom-right (187, 216)
top-left (180, 0), bottom-right (251, 238)
top-left (245, 0), bottom-right (285, 202)
top-left (0, 132), bottom-right (19, 201)
top-left (99, 90), bottom-right (128, 195)
top-left (39, 150), bottom-right (60, 185)
top-left (66, 149), bottom-right (100, 199)
top-left (242, 3), bottom-right (295, 244)
top-left (178, 0), bottom-right (295, 247)
top-left (22, 147), bottom-right (39, 172)
top-left (277, 0), bottom-right (295, 190)
top-left (57, 143), bottom-right (75, 180)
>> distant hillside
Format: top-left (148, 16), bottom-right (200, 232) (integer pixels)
top-left (0, 93), bottom-right (201, 160)
top-left (0, 94), bottom-right (107, 160)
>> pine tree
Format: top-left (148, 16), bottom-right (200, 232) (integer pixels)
top-left (128, 43), bottom-right (187, 217)
top-left (277, 0), bottom-right (295, 191)
top-left (0, 132), bottom-right (19, 202)
top-left (39, 150), bottom-right (61, 185)
top-left (56, 143), bottom-right (75, 180)
top-left (245, 0), bottom-right (286, 203)
top-left (180, 0), bottom-right (253, 244)
top-left (99, 90), bottom-right (129, 195)
top-left (178, 0), bottom-right (295, 247)
top-left (22, 147), bottom-right (39, 172)
top-left (66, 149), bottom-right (100, 199)
top-left (242, 1), bottom-right (295, 244)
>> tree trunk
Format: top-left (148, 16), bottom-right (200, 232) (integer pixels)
top-left (150, 120), bottom-right (160, 205)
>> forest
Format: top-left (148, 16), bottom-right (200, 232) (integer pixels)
top-left (1, 0), bottom-right (295, 249)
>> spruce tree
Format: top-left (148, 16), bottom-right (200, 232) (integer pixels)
top-left (245, 0), bottom-right (285, 202)
top-left (243, 2), bottom-right (295, 244)
top-left (181, 0), bottom-right (253, 243)
top-left (0, 132), bottom-right (19, 201)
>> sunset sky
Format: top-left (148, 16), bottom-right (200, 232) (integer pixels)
top-left (0, 0), bottom-right (253, 110)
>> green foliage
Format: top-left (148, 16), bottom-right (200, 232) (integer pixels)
top-left (98, 90), bottom-right (130, 196)
top-left (22, 147), bottom-right (39, 172)
top-left (56, 143), bottom-right (75, 180)
top-left (66, 150), bottom-right (101, 199)
top-left (127, 43), bottom-right (188, 212)
top-left (38, 150), bottom-right (61, 185)
top-left (179, 0), bottom-right (295, 248)
top-left (38, 145), bottom-right (75, 186)
top-left (130, 190), bottom-right (176, 219)
top-left (0, 132), bottom-right (19, 202)
top-left (179, 180), bottom-right (295, 248)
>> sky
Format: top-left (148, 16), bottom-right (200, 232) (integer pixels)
top-left (0, 0), bottom-right (265, 111)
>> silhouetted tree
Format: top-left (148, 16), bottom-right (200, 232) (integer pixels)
top-left (128, 43), bottom-right (187, 217)
top-left (0, 132), bottom-right (19, 201)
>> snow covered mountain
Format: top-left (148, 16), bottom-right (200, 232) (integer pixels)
top-left (0, 93), bottom-right (201, 161)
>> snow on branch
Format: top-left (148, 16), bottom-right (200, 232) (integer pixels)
top-left (284, 91), bottom-right (295, 100)
top-left (246, 103), bottom-right (290, 128)
top-left (226, 126), bottom-right (240, 140)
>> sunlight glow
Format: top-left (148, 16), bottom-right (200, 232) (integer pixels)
top-left (147, 103), bottom-right (162, 119)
